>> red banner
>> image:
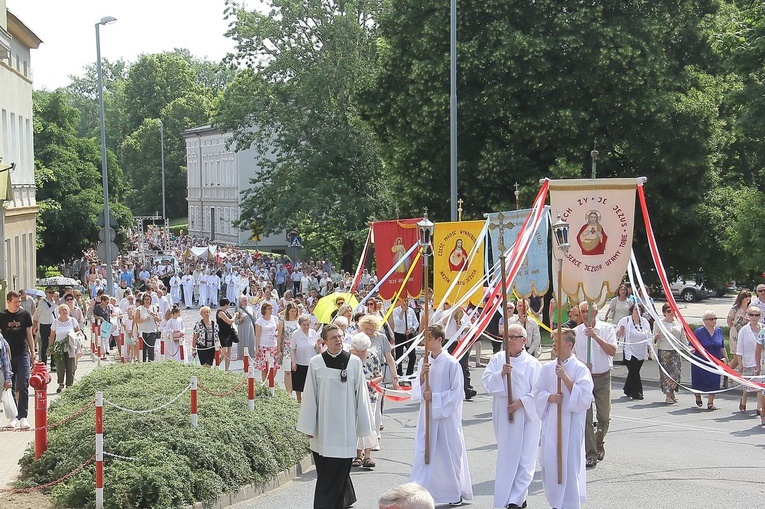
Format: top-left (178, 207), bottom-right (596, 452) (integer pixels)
top-left (371, 218), bottom-right (423, 301)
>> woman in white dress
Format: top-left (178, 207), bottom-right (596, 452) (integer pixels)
top-left (255, 302), bottom-right (282, 381)
top-left (281, 302), bottom-right (300, 396)
top-left (164, 305), bottom-right (185, 362)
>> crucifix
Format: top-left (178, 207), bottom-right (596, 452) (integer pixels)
top-left (488, 211), bottom-right (515, 255)
top-left (457, 198), bottom-right (463, 221)
top-left (514, 182), bottom-right (520, 210)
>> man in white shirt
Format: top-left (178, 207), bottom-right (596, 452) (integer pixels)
top-left (752, 284), bottom-right (765, 324)
top-left (32, 287), bottom-right (57, 369)
top-left (392, 298), bottom-right (419, 378)
top-left (573, 302), bottom-right (617, 469)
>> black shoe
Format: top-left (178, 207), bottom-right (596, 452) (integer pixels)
top-left (597, 449), bottom-right (605, 461)
top-left (633, 394), bottom-right (644, 400)
top-left (465, 388), bottom-right (477, 400)
top-left (586, 458), bottom-right (598, 468)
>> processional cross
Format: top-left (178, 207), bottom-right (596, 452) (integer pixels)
top-left (488, 211), bottom-right (515, 255)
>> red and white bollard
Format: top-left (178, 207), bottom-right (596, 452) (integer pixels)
top-left (190, 376), bottom-right (198, 427)
top-left (215, 346), bottom-right (221, 367)
top-left (29, 362), bottom-right (51, 459)
top-left (248, 364), bottom-right (255, 411)
top-left (119, 333), bottom-right (125, 363)
top-left (243, 346), bottom-right (250, 373)
top-left (138, 336), bottom-right (144, 363)
top-left (179, 341), bottom-right (185, 362)
top-left (95, 391), bottom-right (104, 509)
top-left (160, 336), bottom-right (166, 362)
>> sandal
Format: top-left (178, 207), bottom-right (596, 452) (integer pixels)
top-left (352, 457), bottom-right (362, 467)
top-left (56, 384), bottom-right (64, 394)
top-left (695, 394), bottom-right (703, 407)
top-left (707, 404), bottom-right (717, 411)
top-left (362, 458), bottom-right (376, 468)
top-left (739, 400), bottom-right (746, 413)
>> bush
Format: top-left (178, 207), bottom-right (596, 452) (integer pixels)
top-left (168, 224), bottom-right (187, 237)
top-left (17, 363), bottom-right (309, 508)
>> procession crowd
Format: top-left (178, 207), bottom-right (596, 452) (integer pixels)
top-left (0, 227), bottom-right (759, 508)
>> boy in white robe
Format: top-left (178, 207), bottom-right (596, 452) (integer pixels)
top-left (481, 324), bottom-right (542, 509)
top-left (532, 329), bottom-right (594, 509)
top-left (297, 323), bottom-right (374, 509)
top-left (410, 324), bottom-right (473, 506)
top-left (181, 272), bottom-right (195, 309)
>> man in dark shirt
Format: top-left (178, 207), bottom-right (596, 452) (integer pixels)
top-left (0, 291), bottom-right (35, 429)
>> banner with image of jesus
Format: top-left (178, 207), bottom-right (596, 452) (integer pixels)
top-left (433, 221), bottom-right (485, 307)
top-left (549, 179), bottom-right (638, 303)
top-left (371, 218), bottom-right (423, 301)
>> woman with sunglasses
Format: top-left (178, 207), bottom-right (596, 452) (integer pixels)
top-left (691, 310), bottom-right (728, 410)
top-left (726, 290), bottom-right (752, 376)
top-left (134, 292), bottom-right (160, 362)
top-left (653, 304), bottom-right (685, 404)
top-left (734, 306), bottom-right (761, 413)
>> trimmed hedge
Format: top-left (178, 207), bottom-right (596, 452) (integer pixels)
top-left (18, 363), bottom-right (309, 508)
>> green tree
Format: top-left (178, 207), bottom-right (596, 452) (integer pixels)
top-left (33, 90), bottom-right (132, 266)
top-left (360, 0), bottom-right (730, 281)
top-left (215, 0), bottom-right (390, 265)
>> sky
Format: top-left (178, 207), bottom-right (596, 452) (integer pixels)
top-left (7, 0), bottom-right (243, 90)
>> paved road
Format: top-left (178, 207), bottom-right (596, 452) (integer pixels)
top-left (232, 353), bottom-right (765, 508)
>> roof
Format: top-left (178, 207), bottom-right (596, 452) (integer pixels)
top-left (182, 125), bottom-right (219, 138)
top-left (7, 10), bottom-right (42, 49)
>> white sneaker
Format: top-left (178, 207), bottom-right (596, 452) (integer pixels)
top-left (19, 418), bottom-right (31, 429)
top-left (5, 418), bottom-right (19, 428)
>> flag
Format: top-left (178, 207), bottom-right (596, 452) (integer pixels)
top-left (486, 207), bottom-right (550, 297)
top-left (549, 179), bottom-right (638, 303)
top-left (433, 221), bottom-right (485, 307)
top-left (371, 218), bottom-right (423, 301)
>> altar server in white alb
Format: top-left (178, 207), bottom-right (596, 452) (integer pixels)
top-left (297, 323), bottom-right (374, 509)
top-left (481, 323), bottom-right (542, 509)
top-left (532, 329), bottom-right (594, 509)
top-left (410, 324), bottom-right (473, 506)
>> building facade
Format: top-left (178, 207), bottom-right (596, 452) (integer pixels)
top-left (0, 3), bottom-right (40, 294)
top-left (183, 125), bottom-right (287, 252)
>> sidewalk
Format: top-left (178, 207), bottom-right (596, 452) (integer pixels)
top-left (0, 353), bottom-right (101, 488)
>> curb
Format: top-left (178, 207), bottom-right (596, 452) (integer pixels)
top-left (186, 454), bottom-right (314, 509)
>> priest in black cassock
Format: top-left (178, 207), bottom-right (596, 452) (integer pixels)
top-left (297, 323), bottom-right (375, 509)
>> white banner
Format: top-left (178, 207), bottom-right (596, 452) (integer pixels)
top-left (549, 178), bottom-right (638, 303)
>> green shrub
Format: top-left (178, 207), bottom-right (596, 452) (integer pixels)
top-left (168, 224), bottom-right (187, 237)
top-left (17, 363), bottom-right (309, 508)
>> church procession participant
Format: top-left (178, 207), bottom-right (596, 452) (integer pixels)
top-left (573, 302), bottom-right (617, 468)
top-left (481, 324), bottom-right (541, 509)
top-left (409, 324), bottom-right (473, 507)
top-left (532, 329), bottom-right (595, 509)
top-left (297, 323), bottom-right (374, 509)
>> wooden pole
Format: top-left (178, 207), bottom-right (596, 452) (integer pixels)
top-left (499, 255), bottom-right (514, 422)
top-left (556, 257), bottom-right (564, 484)
top-left (423, 247), bottom-right (431, 465)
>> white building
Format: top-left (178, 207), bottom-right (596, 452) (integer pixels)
top-left (183, 125), bottom-right (288, 251)
top-left (0, 3), bottom-right (40, 295)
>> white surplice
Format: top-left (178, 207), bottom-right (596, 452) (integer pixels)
top-left (296, 353), bottom-right (374, 458)
top-left (532, 355), bottom-right (594, 509)
top-left (481, 350), bottom-right (542, 508)
top-left (410, 352), bottom-right (473, 505)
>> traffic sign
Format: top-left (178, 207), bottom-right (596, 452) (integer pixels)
top-left (96, 210), bottom-right (119, 228)
top-left (98, 227), bottom-right (116, 242)
top-left (96, 241), bottom-right (119, 263)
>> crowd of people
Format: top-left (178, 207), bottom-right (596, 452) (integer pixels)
top-left (1, 226), bottom-right (760, 508)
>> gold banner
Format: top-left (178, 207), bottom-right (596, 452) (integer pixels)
top-left (433, 221), bottom-right (485, 307)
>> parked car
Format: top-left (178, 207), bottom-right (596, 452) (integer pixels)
top-left (668, 277), bottom-right (715, 302)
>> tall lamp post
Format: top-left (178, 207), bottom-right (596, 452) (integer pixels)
top-left (159, 119), bottom-right (166, 226)
top-left (417, 211), bottom-right (434, 465)
top-left (551, 211), bottom-right (570, 485)
top-left (96, 15), bottom-right (117, 297)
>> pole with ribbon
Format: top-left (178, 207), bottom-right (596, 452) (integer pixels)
top-left (551, 212), bottom-right (570, 485)
top-left (499, 254), bottom-right (514, 423)
top-left (417, 211), bottom-right (434, 465)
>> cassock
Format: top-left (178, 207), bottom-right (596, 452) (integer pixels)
top-left (481, 350), bottom-right (542, 509)
top-left (532, 356), bottom-right (594, 509)
top-left (410, 352), bottom-right (473, 505)
top-left (297, 350), bottom-right (374, 509)
top-left (181, 274), bottom-right (195, 308)
top-left (169, 275), bottom-right (182, 304)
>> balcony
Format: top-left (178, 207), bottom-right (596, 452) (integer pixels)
top-left (0, 26), bottom-right (11, 62)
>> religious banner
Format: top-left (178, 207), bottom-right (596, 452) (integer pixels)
top-left (486, 207), bottom-right (550, 297)
top-left (433, 221), bottom-right (485, 307)
top-left (371, 218), bottom-right (423, 301)
top-left (549, 178), bottom-right (638, 303)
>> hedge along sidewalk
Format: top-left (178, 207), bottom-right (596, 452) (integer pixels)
top-left (0, 353), bottom-right (101, 489)
top-left (18, 362), bottom-right (309, 509)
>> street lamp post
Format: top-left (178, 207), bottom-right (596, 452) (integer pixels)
top-left (160, 119), bottom-right (166, 226)
top-left (417, 210), bottom-right (434, 465)
top-left (551, 211), bottom-right (570, 485)
top-left (96, 15), bottom-right (117, 298)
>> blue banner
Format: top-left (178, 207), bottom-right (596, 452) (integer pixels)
top-left (486, 207), bottom-right (550, 297)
